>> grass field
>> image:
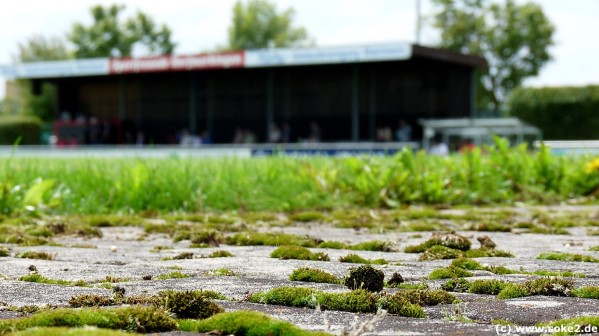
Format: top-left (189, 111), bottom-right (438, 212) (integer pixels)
top-left (2, 140), bottom-right (599, 215)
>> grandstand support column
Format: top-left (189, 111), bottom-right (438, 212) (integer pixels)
top-left (266, 69), bottom-right (274, 136)
top-left (369, 69), bottom-right (377, 140)
top-left (352, 66), bottom-right (360, 141)
top-left (118, 76), bottom-right (126, 120)
top-left (189, 74), bottom-right (198, 134)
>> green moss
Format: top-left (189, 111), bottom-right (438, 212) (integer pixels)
top-left (589, 245), bottom-right (599, 251)
top-left (377, 296), bottom-right (426, 317)
top-left (0, 306), bottom-right (177, 334)
top-left (497, 284), bottom-right (529, 299)
top-left (540, 316), bottom-right (599, 336)
top-left (289, 268), bottom-right (340, 284)
top-left (537, 252), bottom-right (599, 262)
top-left (468, 280), bottom-right (508, 295)
top-left (400, 221), bottom-right (443, 232)
top-left (0, 246), bottom-right (9, 257)
top-left (344, 265), bottom-right (385, 292)
top-left (18, 274), bottom-right (72, 286)
top-left (290, 211), bottom-right (327, 222)
top-left (8, 327), bottom-right (138, 336)
top-left (428, 267), bottom-right (473, 280)
top-left (350, 241), bottom-right (394, 252)
top-left (190, 230), bottom-right (224, 247)
top-left (248, 286), bottom-right (316, 307)
top-left (317, 241), bottom-right (347, 249)
top-left (316, 289), bottom-right (378, 313)
top-left (441, 278), bottom-right (470, 292)
top-left (527, 225), bottom-right (570, 235)
top-left (465, 248), bottom-right (514, 258)
top-left (68, 294), bottom-right (114, 307)
top-left (270, 246), bottom-right (329, 261)
top-left (208, 268), bottom-right (236, 276)
top-left (487, 265), bottom-right (518, 275)
top-left (572, 286), bottom-right (599, 299)
top-left (18, 251), bottom-right (53, 260)
top-left (155, 271), bottom-right (190, 280)
top-left (450, 257), bottom-right (485, 270)
top-left (396, 282), bottom-right (429, 290)
top-left (154, 290), bottom-right (223, 319)
top-left (226, 232), bottom-right (319, 247)
top-left (208, 250), bottom-right (234, 258)
top-left (172, 252), bottom-right (194, 260)
top-left (532, 270), bottom-right (584, 278)
top-left (469, 222), bottom-right (512, 232)
top-left (179, 310), bottom-right (331, 336)
top-left (338, 253), bottom-right (387, 265)
top-left (391, 289), bottom-right (457, 306)
top-left (419, 246), bottom-right (464, 261)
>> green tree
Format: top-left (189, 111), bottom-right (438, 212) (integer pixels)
top-left (226, 0), bottom-right (312, 50)
top-left (68, 4), bottom-right (175, 58)
top-left (432, 0), bottom-right (555, 113)
top-left (16, 35), bottom-right (72, 62)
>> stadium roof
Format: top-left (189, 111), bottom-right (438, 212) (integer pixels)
top-left (0, 43), bottom-right (486, 80)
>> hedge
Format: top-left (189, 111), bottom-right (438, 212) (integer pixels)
top-left (508, 85), bottom-right (599, 140)
top-left (0, 115), bottom-right (42, 145)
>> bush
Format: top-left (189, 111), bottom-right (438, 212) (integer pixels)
top-left (0, 115), bottom-right (42, 145)
top-left (344, 265), bottom-right (385, 292)
top-left (508, 85), bottom-right (599, 140)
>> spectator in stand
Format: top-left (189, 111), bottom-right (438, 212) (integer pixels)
top-left (200, 130), bottom-right (213, 144)
top-left (395, 119), bottom-right (412, 142)
top-left (232, 127), bottom-right (243, 144)
top-left (281, 122), bottom-right (291, 142)
top-left (267, 123), bottom-right (282, 143)
top-left (307, 122), bottom-right (321, 142)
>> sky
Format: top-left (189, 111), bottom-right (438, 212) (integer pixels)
top-left (1, 0), bottom-right (598, 98)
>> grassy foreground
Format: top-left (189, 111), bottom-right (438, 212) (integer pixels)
top-left (1, 140), bottom-right (598, 214)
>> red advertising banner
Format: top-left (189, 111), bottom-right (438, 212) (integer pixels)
top-left (109, 51), bottom-right (245, 74)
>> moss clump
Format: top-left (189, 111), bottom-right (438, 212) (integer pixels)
top-left (155, 271), bottom-right (190, 280)
top-left (532, 270), bottom-right (583, 277)
top-left (338, 253), bottom-right (387, 265)
top-left (248, 286), bottom-right (316, 307)
top-left (470, 223), bottom-right (511, 232)
top-left (540, 315), bottom-right (599, 335)
top-left (69, 294), bottom-right (114, 307)
top-left (316, 289), bottom-right (378, 313)
top-left (377, 295), bottom-right (426, 318)
top-left (537, 252), bottom-right (599, 262)
top-left (154, 290), bottom-right (223, 319)
top-left (208, 268), bottom-right (236, 276)
top-left (270, 246), bottom-right (329, 261)
top-left (318, 241), bottom-right (347, 249)
top-left (450, 257), bottom-right (485, 270)
top-left (419, 245), bottom-right (464, 261)
top-left (290, 211), bottom-right (327, 222)
top-left (487, 265), bottom-right (518, 275)
top-left (392, 289), bottom-right (457, 306)
top-left (428, 267), bottom-right (473, 280)
top-left (572, 286), bottom-right (599, 299)
top-left (468, 279), bottom-right (508, 295)
top-left (0, 306), bottom-right (177, 334)
top-left (497, 277), bottom-right (575, 299)
top-left (179, 310), bottom-right (331, 336)
top-left (289, 268), bottom-right (340, 284)
top-left (8, 327), bottom-right (137, 336)
top-left (465, 248), bottom-right (514, 258)
top-left (350, 241), bottom-right (394, 252)
top-left (386, 272), bottom-right (404, 287)
top-left (18, 274), bottom-right (71, 286)
top-left (172, 252), bottom-right (194, 260)
top-left (208, 250), bottom-right (234, 258)
top-left (18, 251), bottom-right (53, 260)
top-left (190, 230), bottom-right (224, 247)
top-left (428, 232), bottom-right (471, 250)
top-left (226, 232), bottom-right (319, 247)
top-left (589, 245), bottom-right (599, 251)
top-left (0, 247), bottom-right (9, 257)
top-left (344, 265), bottom-right (384, 292)
top-left (442, 278), bottom-right (470, 292)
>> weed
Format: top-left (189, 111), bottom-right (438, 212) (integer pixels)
top-left (271, 246), bottom-right (329, 261)
top-left (537, 252), bottom-right (599, 262)
top-left (344, 265), bottom-right (384, 292)
top-left (289, 267), bottom-right (340, 284)
top-left (18, 251), bottom-right (53, 260)
top-left (207, 250), bottom-right (234, 258)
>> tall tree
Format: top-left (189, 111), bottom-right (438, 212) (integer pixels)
top-left (68, 4), bottom-right (175, 58)
top-left (226, 0), bottom-right (312, 50)
top-left (432, 0), bottom-right (555, 112)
